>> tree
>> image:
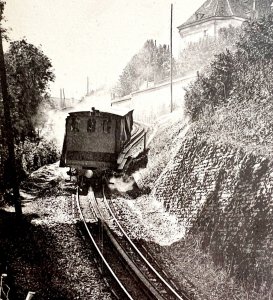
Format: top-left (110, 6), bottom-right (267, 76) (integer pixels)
top-left (5, 39), bottom-right (55, 142)
top-left (176, 25), bottom-right (241, 77)
top-left (238, 14), bottom-right (273, 61)
top-left (185, 14), bottom-right (273, 121)
top-left (115, 39), bottom-right (173, 97)
top-left (0, 2), bottom-right (55, 216)
top-left (0, 0), bottom-right (22, 217)
top-left (117, 55), bottom-right (140, 96)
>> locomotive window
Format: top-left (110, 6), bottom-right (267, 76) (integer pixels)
top-left (103, 119), bottom-right (111, 133)
top-left (87, 118), bottom-right (96, 132)
top-left (71, 117), bottom-right (80, 132)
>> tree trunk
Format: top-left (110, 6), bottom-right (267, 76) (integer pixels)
top-left (0, 27), bottom-right (22, 217)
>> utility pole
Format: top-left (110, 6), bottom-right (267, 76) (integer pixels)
top-left (170, 3), bottom-right (173, 113)
top-left (62, 88), bottom-right (65, 108)
top-left (60, 88), bottom-right (63, 108)
top-left (87, 76), bottom-right (89, 96)
top-left (0, 6), bottom-right (22, 217)
top-left (251, 0), bottom-right (258, 19)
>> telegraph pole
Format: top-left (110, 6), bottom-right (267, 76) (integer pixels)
top-left (170, 3), bottom-right (173, 112)
top-left (62, 88), bottom-right (66, 107)
top-left (60, 88), bottom-right (62, 108)
top-left (0, 5), bottom-right (22, 217)
top-left (87, 76), bottom-right (89, 96)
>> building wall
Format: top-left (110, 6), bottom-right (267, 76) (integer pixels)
top-left (178, 17), bottom-right (244, 49)
top-left (131, 78), bottom-right (188, 123)
top-left (112, 75), bottom-right (196, 124)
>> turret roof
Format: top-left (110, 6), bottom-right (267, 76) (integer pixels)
top-left (179, 0), bottom-right (272, 29)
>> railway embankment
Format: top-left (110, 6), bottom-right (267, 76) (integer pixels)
top-left (119, 103), bottom-right (273, 299)
top-left (154, 133), bottom-right (273, 291)
top-left (143, 15), bottom-right (273, 299)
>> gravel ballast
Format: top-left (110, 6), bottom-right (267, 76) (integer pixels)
top-left (0, 163), bottom-right (113, 300)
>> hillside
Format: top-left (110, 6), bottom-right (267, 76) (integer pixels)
top-left (114, 13), bottom-right (273, 300)
top-left (2, 102), bottom-right (271, 299)
top-left (112, 108), bottom-right (271, 299)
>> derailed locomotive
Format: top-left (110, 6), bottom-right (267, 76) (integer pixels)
top-left (60, 107), bottom-right (146, 176)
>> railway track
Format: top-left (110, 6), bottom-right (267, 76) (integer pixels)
top-left (107, 196), bottom-right (197, 299)
top-left (75, 185), bottom-right (192, 300)
top-left (76, 188), bottom-right (152, 299)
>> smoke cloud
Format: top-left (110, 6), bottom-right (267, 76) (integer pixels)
top-left (40, 88), bottom-right (112, 150)
top-left (108, 175), bottom-right (135, 193)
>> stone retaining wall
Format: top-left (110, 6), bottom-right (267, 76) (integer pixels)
top-left (154, 137), bottom-right (273, 289)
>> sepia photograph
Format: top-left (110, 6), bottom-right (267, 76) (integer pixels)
top-left (0, 0), bottom-right (273, 299)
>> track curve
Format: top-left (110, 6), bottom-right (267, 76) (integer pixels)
top-left (75, 185), bottom-right (193, 300)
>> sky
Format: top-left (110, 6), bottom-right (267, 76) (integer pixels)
top-left (4, 0), bottom-right (204, 99)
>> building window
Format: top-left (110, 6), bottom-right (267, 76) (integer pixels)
top-left (103, 119), bottom-right (111, 133)
top-left (87, 118), bottom-right (96, 132)
top-left (71, 117), bottom-right (80, 132)
top-left (204, 29), bottom-right (208, 37)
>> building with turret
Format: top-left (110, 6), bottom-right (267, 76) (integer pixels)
top-left (178, 0), bottom-right (273, 47)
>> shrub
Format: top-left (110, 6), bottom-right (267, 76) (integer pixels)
top-left (189, 96), bottom-right (273, 158)
top-left (17, 138), bottom-right (60, 175)
top-left (0, 138), bottom-right (60, 192)
top-left (177, 25), bottom-right (240, 77)
top-left (185, 14), bottom-right (273, 122)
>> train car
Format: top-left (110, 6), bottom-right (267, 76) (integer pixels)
top-left (60, 107), bottom-right (137, 173)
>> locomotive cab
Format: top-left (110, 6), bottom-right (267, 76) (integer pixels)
top-left (60, 107), bottom-right (134, 171)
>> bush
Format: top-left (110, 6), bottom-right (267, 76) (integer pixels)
top-left (17, 138), bottom-right (60, 175)
top-left (185, 14), bottom-right (273, 122)
top-left (177, 25), bottom-right (240, 77)
top-left (0, 138), bottom-right (60, 193)
top-left (114, 40), bottom-right (174, 97)
top-left (189, 96), bottom-right (273, 158)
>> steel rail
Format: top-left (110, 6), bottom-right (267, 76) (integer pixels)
top-left (102, 186), bottom-right (190, 300)
top-left (75, 187), bottom-right (134, 300)
top-left (91, 191), bottom-right (164, 300)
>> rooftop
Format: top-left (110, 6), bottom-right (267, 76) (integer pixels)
top-left (69, 106), bottom-right (133, 117)
top-left (178, 0), bottom-right (272, 29)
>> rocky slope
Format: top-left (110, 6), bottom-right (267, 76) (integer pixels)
top-left (115, 109), bottom-right (272, 299)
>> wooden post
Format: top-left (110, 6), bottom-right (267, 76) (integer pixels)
top-left (170, 3), bottom-right (173, 112)
top-left (0, 19), bottom-right (22, 217)
top-left (144, 132), bottom-right (146, 151)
